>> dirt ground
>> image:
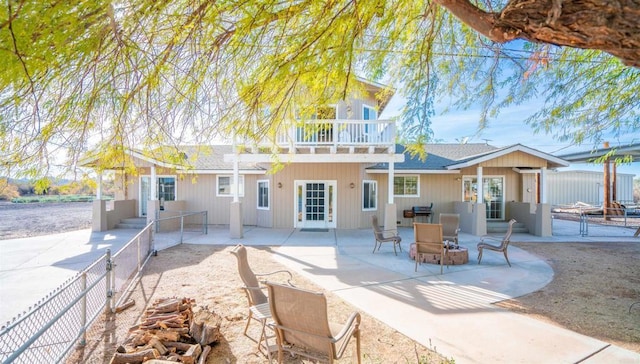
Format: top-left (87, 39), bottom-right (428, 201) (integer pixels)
top-left (0, 201), bottom-right (92, 239)
top-left (74, 244), bottom-right (451, 363)
top-left (2, 202), bottom-right (639, 362)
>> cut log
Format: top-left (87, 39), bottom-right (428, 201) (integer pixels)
top-left (190, 308), bottom-right (222, 345)
top-left (109, 348), bottom-right (159, 364)
top-left (163, 341), bottom-right (193, 352)
top-left (110, 297), bottom-right (209, 364)
top-left (197, 346), bottom-right (211, 364)
top-left (148, 337), bottom-right (169, 355)
top-left (115, 299), bottom-right (135, 313)
top-left (179, 344), bottom-right (202, 364)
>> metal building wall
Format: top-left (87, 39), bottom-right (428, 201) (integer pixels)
top-left (547, 170), bottom-right (634, 206)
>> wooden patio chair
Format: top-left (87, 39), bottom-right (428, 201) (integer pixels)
top-left (439, 213), bottom-right (460, 244)
top-left (265, 281), bottom-right (362, 364)
top-left (230, 244), bottom-right (293, 360)
top-left (413, 223), bottom-right (448, 274)
top-left (371, 215), bottom-right (402, 255)
top-left (477, 219), bottom-right (517, 267)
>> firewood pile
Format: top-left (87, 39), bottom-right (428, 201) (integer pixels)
top-left (109, 297), bottom-right (221, 364)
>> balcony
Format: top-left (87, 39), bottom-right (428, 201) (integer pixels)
top-left (264, 119), bottom-right (396, 154)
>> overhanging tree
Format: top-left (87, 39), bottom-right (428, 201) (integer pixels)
top-left (1, 0), bottom-right (638, 176)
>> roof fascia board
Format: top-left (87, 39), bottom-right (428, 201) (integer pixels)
top-left (224, 153), bottom-right (405, 163)
top-left (367, 169), bottom-right (460, 174)
top-left (180, 169), bottom-right (266, 175)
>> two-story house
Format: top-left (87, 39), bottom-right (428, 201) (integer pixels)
top-left (83, 78), bottom-right (569, 238)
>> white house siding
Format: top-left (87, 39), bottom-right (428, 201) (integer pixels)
top-left (269, 163), bottom-right (363, 229)
top-left (178, 174), bottom-right (260, 226)
top-left (546, 170), bottom-right (634, 206)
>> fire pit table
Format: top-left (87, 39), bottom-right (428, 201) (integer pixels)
top-left (409, 243), bottom-right (469, 265)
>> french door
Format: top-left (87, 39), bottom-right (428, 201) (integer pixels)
top-left (295, 181), bottom-right (337, 228)
top-left (462, 176), bottom-right (504, 220)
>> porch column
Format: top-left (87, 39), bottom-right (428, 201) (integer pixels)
top-left (540, 167), bottom-right (548, 204)
top-left (384, 160), bottom-right (397, 233)
top-left (476, 166), bottom-right (483, 204)
top-left (535, 166), bottom-right (552, 236)
top-left (147, 165), bottom-right (159, 225)
top-left (230, 157), bottom-right (243, 238)
top-left (96, 172), bottom-right (102, 200)
top-left (92, 170), bottom-right (107, 232)
top-left (472, 166), bottom-right (486, 236)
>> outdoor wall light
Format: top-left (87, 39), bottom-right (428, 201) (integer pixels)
top-left (526, 188), bottom-right (531, 193)
top-left (455, 177), bottom-right (462, 181)
top-left (350, 182), bottom-right (355, 189)
top-left (278, 182), bottom-right (282, 188)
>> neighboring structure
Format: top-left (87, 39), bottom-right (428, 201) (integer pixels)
top-left (83, 79), bottom-right (570, 237)
top-left (545, 170), bottom-right (635, 206)
top-left (557, 142), bottom-right (640, 216)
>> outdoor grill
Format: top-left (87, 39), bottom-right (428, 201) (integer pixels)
top-left (412, 205), bottom-right (432, 217)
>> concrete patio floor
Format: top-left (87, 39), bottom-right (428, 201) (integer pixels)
top-left (1, 218), bottom-right (638, 363)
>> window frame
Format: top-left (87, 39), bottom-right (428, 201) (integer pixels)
top-left (362, 180), bottom-right (378, 211)
top-left (393, 175), bottom-right (420, 197)
top-left (257, 180), bottom-right (270, 210)
top-left (216, 175), bottom-right (245, 197)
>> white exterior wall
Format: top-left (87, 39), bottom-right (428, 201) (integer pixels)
top-left (547, 170), bottom-right (634, 206)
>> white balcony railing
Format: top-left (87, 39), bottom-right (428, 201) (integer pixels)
top-left (274, 119), bottom-right (396, 149)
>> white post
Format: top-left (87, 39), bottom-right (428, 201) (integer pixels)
top-left (233, 159), bottom-right (239, 203)
top-left (384, 158), bottom-right (397, 233)
top-left (540, 167), bottom-right (548, 204)
top-left (476, 166), bottom-right (483, 204)
top-left (96, 172), bottom-right (102, 200)
top-left (387, 161), bottom-right (395, 204)
top-left (230, 155), bottom-right (243, 238)
top-left (150, 165), bottom-right (157, 201)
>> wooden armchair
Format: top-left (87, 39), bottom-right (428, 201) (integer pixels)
top-left (371, 215), bottom-right (402, 255)
top-left (439, 213), bottom-right (460, 244)
top-left (230, 244), bottom-right (293, 360)
top-left (266, 281), bottom-right (361, 364)
top-left (413, 223), bottom-right (448, 274)
top-left (477, 219), bottom-right (517, 267)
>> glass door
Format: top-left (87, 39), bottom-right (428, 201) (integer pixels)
top-left (140, 177), bottom-right (149, 217)
top-left (295, 181), bottom-right (336, 228)
top-left (462, 176), bottom-right (504, 220)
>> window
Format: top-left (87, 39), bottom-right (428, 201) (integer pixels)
top-left (257, 180), bottom-right (269, 209)
top-left (157, 177), bottom-right (176, 201)
top-left (217, 175), bottom-right (245, 197)
top-left (394, 175), bottom-right (419, 197)
top-left (363, 105), bottom-right (377, 120)
top-left (363, 180), bottom-right (377, 210)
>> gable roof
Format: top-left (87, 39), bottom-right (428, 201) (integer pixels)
top-left (355, 77), bottom-right (394, 113)
top-left (81, 145), bottom-right (266, 173)
top-left (446, 144), bottom-right (569, 169)
top-left (367, 143), bottom-right (569, 172)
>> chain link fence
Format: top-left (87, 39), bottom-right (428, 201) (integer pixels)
top-left (0, 224), bottom-right (154, 363)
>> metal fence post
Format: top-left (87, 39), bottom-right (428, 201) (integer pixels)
top-left (105, 249), bottom-right (112, 313)
top-left (80, 272), bottom-right (87, 346)
top-left (180, 215), bottom-right (184, 244)
top-left (137, 236), bottom-right (142, 272)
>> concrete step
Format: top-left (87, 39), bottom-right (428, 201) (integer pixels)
top-left (486, 221), bottom-right (528, 234)
top-left (115, 217), bottom-right (147, 229)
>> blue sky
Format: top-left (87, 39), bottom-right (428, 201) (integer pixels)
top-left (380, 94), bottom-right (640, 178)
